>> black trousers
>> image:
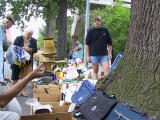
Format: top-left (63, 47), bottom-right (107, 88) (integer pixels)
top-left (10, 64), bottom-right (20, 81)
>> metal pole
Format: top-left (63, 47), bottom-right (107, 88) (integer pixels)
top-left (84, 0), bottom-right (90, 67)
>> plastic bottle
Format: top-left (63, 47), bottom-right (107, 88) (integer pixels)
top-left (58, 72), bottom-right (63, 86)
top-left (58, 72), bottom-right (63, 80)
top-left (73, 63), bottom-right (77, 68)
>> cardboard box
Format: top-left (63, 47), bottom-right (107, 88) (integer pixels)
top-left (20, 102), bottom-right (75, 120)
top-left (41, 102), bottom-right (71, 113)
top-left (31, 102), bottom-right (71, 115)
top-left (20, 112), bottom-right (73, 120)
top-left (33, 85), bottom-right (61, 93)
top-left (33, 92), bottom-right (62, 102)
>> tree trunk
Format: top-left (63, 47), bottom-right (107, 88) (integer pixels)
top-left (56, 0), bottom-right (67, 60)
top-left (44, 3), bottom-right (56, 39)
top-left (45, 18), bottom-right (56, 39)
top-left (96, 0), bottom-right (160, 118)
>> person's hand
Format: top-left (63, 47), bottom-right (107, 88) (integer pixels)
top-left (108, 53), bottom-right (112, 60)
top-left (30, 63), bottom-right (46, 79)
top-left (4, 78), bottom-right (12, 83)
top-left (87, 56), bottom-right (91, 63)
top-left (22, 47), bottom-right (32, 52)
top-left (0, 78), bottom-right (11, 85)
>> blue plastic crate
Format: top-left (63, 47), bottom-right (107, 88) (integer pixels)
top-left (71, 80), bottom-right (96, 106)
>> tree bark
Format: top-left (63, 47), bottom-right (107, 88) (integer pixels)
top-left (45, 3), bottom-right (56, 39)
top-left (96, 0), bottom-right (160, 118)
top-left (45, 18), bottom-right (56, 39)
top-left (56, 0), bottom-right (67, 60)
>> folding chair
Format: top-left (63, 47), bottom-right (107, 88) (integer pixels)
top-left (107, 53), bottom-right (123, 75)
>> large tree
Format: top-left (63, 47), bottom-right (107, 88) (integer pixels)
top-left (56, 0), bottom-right (68, 60)
top-left (96, 0), bottom-right (160, 118)
top-left (56, 0), bottom-right (85, 60)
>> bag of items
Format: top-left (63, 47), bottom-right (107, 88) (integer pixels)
top-left (6, 45), bottom-right (17, 64)
top-left (105, 102), bottom-right (157, 120)
top-left (71, 80), bottom-right (96, 106)
top-left (79, 91), bottom-right (117, 120)
top-left (6, 45), bottom-right (30, 64)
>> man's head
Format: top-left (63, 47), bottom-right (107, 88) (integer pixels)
top-left (24, 29), bottom-right (34, 40)
top-left (70, 49), bottom-right (72, 52)
top-left (93, 16), bottom-right (102, 28)
top-left (75, 40), bottom-right (80, 45)
top-left (3, 16), bottom-right (15, 29)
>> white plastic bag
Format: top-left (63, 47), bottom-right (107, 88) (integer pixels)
top-left (6, 45), bottom-right (17, 64)
top-left (25, 98), bottom-right (52, 114)
top-left (25, 98), bottom-right (40, 107)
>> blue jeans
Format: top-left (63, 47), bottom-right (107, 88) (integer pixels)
top-left (90, 56), bottom-right (109, 64)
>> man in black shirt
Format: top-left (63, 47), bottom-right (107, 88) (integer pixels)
top-left (85, 16), bottom-right (112, 79)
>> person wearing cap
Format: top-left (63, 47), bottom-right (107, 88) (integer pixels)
top-left (0, 16), bottom-right (14, 80)
top-left (0, 16), bottom-right (14, 51)
top-left (10, 29), bottom-right (37, 97)
top-left (85, 16), bottom-right (112, 80)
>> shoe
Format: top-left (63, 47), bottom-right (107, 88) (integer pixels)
top-left (21, 92), bottom-right (28, 97)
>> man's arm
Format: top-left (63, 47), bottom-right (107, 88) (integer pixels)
top-left (85, 29), bottom-right (92, 63)
top-left (77, 44), bottom-right (83, 51)
top-left (1, 26), bottom-right (11, 51)
top-left (105, 28), bottom-right (112, 60)
top-left (108, 45), bottom-right (112, 60)
top-left (86, 45), bottom-right (91, 63)
top-left (0, 63), bottom-right (45, 108)
top-left (74, 45), bottom-right (81, 52)
top-left (75, 47), bottom-right (79, 51)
